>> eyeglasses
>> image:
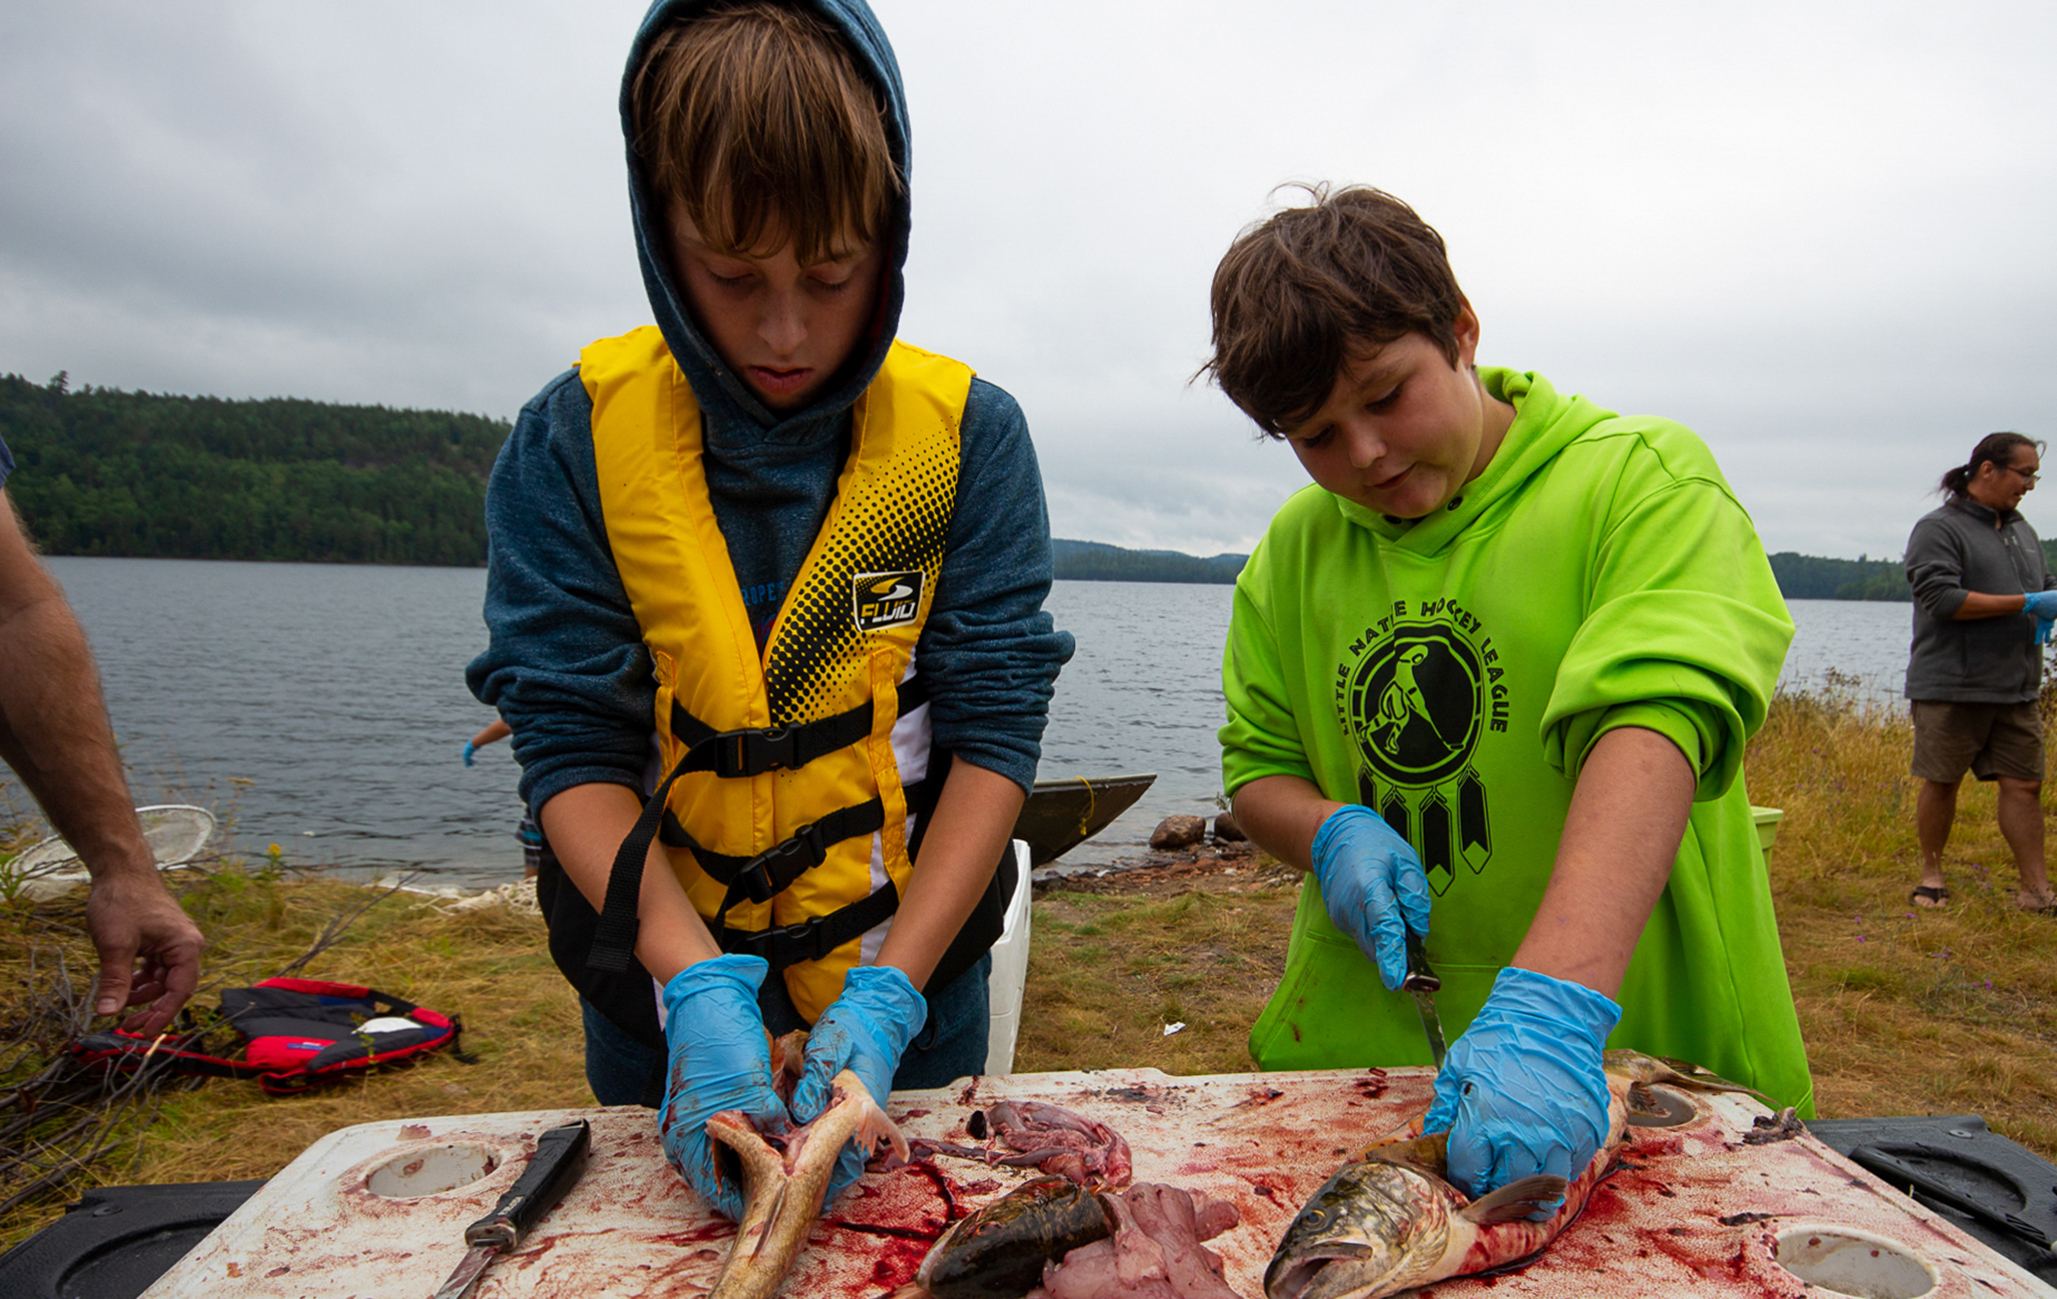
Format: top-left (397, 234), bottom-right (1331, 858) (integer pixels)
top-left (2006, 463), bottom-right (2042, 487)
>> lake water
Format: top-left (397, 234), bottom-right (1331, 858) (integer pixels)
top-left (25, 558), bottom-right (1925, 884)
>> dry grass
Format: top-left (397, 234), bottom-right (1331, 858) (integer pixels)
top-left (1746, 675), bottom-right (2057, 1154)
top-left (6, 681), bottom-right (2057, 1252)
top-left (1016, 863), bottom-right (1299, 1076)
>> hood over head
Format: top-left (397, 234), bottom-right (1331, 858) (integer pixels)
top-left (619, 0), bottom-right (911, 451)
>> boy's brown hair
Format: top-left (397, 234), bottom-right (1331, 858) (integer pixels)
top-left (1204, 186), bottom-right (1465, 438)
top-left (631, 1), bottom-right (901, 264)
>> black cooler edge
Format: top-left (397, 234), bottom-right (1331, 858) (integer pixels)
top-left (0, 1178), bottom-right (265, 1299)
top-left (1806, 1114), bottom-right (2057, 1286)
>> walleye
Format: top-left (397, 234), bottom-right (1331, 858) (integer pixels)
top-left (1264, 1050), bottom-right (1765, 1299)
top-left (705, 1067), bottom-right (909, 1299)
top-left (893, 1178), bottom-right (1242, 1299)
top-left (891, 1176), bottom-right (1118, 1299)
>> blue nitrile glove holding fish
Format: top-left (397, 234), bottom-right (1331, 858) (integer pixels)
top-left (1310, 804), bottom-right (1434, 991)
top-left (1422, 966), bottom-right (1622, 1218)
top-left (657, 954), bottom-right (792, 1221)
top-left (791, 963), bottom-right (927, 1205)
top-left (2026, 591), bottom-right (2057, 643)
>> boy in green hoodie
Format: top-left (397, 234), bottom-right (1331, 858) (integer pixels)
top-left (1206, 186), bottom-right (1810, 1209)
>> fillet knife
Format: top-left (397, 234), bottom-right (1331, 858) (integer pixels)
top-left (431, 1118), bottom-right (591, 1299)
top-left (1402, 931), bottom-right (1447, 1068)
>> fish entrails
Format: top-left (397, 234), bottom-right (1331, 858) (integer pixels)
top-left (706, 1067), bottom-right (909, 1299)
top-left (911, 1098), bottom-right (1134, 1188)
top-left (1264, 1050), bottom-right (1764, 1299)
top-left (1029, 1181), bottom-right (1242, 1299)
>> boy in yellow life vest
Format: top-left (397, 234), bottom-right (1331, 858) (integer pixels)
top-left (467, 0), bottom-right (1072, 1220)
top-left (1205, 187), bottom-right (1810, 1216)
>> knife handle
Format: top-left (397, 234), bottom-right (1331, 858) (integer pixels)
top-left (463, 1119), bottom-right (591, 1250)
top-left (1401, 931), bottom-right (1441, 993)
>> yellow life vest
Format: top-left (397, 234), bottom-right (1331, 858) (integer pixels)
top-left (581, 325), bottom-right (970, 1020)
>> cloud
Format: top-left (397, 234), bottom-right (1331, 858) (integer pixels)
top-left (2, 0), bottom-right (2052, 556)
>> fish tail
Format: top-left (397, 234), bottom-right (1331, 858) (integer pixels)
top-left (1604, 1049), bottom-right (1771, 1102)
top-left (853, 1085), bottom-right (911, 1163)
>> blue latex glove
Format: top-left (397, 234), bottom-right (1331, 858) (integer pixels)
top-left (1309, 804), bottom-right (1433, 990)
top-left (790, 964), bottom-right (927, 1205)
top-left (1422, 967), bottom-right (1623, 1217)
top-left (656, 955), bottom-right (791, 1221)
top-left (2025, 591), bottom-right (2057, 643)
top-left (461, 741), bottom-right (476, 767)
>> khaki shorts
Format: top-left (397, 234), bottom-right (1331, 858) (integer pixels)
top-left (1910, 700), bottom-right (2046, 783)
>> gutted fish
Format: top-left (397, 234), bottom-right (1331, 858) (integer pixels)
top-left (1028, 1182), bottom-right (1242, 1299)
top-left (1264, 1050), bottom-right (1762, 1299)
top-left (912, 1098), bottom-right (1135, 1188)
top-left (891, 1176), bottom-right (1117, 1299)
top-left (706, 1068), bottom-right (909, 1299)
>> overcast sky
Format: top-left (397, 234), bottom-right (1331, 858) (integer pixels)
top-left (2, 0), bottom-right (2051, 559)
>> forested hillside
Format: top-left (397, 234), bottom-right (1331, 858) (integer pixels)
top-left (1766, 552), bottom-right (1909, 601)
top-left (1052, 538), bottom-right (1246, 584)
top-left (8, 369), bottom-right (2055, 590)
top-left (0, 372), bottom-right (506, 565)
top-left (1767, 543), bottom-right (2057, 603)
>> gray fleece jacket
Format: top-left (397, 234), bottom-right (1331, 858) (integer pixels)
top-left (1904, 496), bottom-right (2055, 703)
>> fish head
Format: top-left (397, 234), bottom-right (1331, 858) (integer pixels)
top-left (1264, 1160), bottom-right (1451, 1299)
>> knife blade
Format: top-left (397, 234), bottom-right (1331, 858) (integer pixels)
top-left (431, 1118), bottom-right (592, 1299)
top-left (1402, 931), bottom-right (1446, 1068)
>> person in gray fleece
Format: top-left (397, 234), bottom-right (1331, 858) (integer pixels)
top-left (1904, 431), bottom-right (2057, 914)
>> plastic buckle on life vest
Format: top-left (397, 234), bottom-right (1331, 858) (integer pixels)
top-left (715, 726), bottom-right (801, 778)
top-left (725, 915), bottom-right (835, 969)
top-left (735, 821), bottom-right (830, 904)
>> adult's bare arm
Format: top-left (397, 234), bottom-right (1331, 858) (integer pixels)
top-left (1511, 725), bottom-right (1694, 996)
top-left (1954, 591), bottom-right (2034, 620)
top-left (0, 494), bottom-right (203, 1032)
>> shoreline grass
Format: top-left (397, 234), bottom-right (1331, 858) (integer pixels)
top-left (6, 681), bottom-right (2057, 1250)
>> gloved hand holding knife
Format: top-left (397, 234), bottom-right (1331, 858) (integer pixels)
top-left (1311, 803), bottom-right (1619, 1221)
top-left (1308, 804), bottom-right (1434, 991)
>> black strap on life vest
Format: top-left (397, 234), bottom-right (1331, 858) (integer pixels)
top-left (586, 674), bottom-right (930, 974)
top-left (537, 774), bottom-right (1010, 1054)
top-left (700, 763), bottom-right (945, 968)
top-left (666, 798), bottom-right (886, 909)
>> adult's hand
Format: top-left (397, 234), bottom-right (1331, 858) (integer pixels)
top-left (656, 955), bottom-right (790, 1221)
top-left (1422, 967), bottom-right (1622, 1215)
top-left (791, 964), bottom-right (926, 1205)
top-left (2025, 591), bottom-right (2057, 643)
top-left (84, 868), bottom-right (204, 1035)
top-left (0, 492), bottom-right (206, 1034)
top-left (1308, 804), bottom-right (1433, 990)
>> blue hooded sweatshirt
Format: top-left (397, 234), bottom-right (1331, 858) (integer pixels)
top-left (466, 0), bottom-right (1073, 816)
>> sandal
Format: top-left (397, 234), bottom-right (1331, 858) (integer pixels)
top-left (1910, 885), bottom-right (1949, 909)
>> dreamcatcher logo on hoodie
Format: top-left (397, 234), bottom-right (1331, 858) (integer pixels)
top-left (1334, 596), bottom-right (1507, 895)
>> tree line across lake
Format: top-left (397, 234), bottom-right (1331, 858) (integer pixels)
top-left (0, 372), bottom-right (505, 566)
top-left (2, 372), bottom-right (2023, 596)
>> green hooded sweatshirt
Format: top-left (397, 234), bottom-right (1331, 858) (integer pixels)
top-left (1221, 369), bottom-right (1813, 1114)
